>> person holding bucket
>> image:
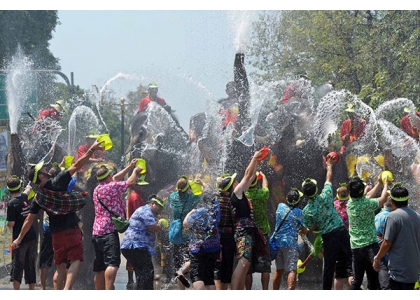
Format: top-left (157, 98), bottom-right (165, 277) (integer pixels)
top-left (168, 175), bottom-right (207, 290)
top-left (91, 159), bottom-right (142, 290)
top-left (75, 133), bottom-right (106, 173)
top-left (12, 139), bottom-right (105, 290)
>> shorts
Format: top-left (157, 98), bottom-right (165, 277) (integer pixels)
top-left (52, 228), bottom-right (84, 265)
top-left (335, 251), bottom-right (353, 279)
top-left (234, 228), bottom-right (254, 261)
top-left (10, 239), bottom-right (37, 284)
top-left (189, 250), bottom-right (219, 286)
top-left (126, 261), bottom-right (134, 272)
top-left (92, 231), bottom-right (121, 272)
top-left (214, 231), bottom-right (235, 283)
top-left (249, 234), bottom-right (271, 274)
top-left (274, 247), bottom-right (299, 272)
top-left (39, 230), bottom-right (54, 269)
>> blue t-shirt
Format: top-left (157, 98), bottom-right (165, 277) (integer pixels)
top-left (121, 205), bottom-right (157, 256)
top-left (274, 203), bottom-right (304, 251)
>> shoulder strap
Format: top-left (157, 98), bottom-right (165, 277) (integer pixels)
top-left (273, 207), bottom-right (294, 234)
top-left (95, 190), bottom-right (122, 218)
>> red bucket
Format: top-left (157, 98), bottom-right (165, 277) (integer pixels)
top-left (327, 151), bottom-right (339, 164)
top-left (258, 146), bottom-right (269, 161)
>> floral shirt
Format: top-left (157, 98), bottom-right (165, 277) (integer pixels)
top-left (334, 199), bottom-right (349, 230)
top-left (273, 203), bottom-right (304, 251)
top-left (246, 187), bottom-right (270, 235)
top-left (92, 181), bottom-right (128, 236)
top-left (347, 195), bottom-right (379, 249)
top-left (302, 183), bottom-right (344, 235)
top-left (120, 205), bottom-right (157, 256)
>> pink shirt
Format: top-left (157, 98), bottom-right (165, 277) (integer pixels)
top-left (334, 199), bottom-right (349, 230)
top-left (92, 181), bottom-right (129, 236)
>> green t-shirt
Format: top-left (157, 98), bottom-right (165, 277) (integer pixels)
top-left (246, 187), bottom-right (270, 234)
top-left (347, 195), bottom-right (379, 249)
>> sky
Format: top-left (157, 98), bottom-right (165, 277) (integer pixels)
top-left (48, 9), bottom-right (260, 131)
top-left (4, 2), bottom-right (415, 133)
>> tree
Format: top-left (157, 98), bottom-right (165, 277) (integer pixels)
top-left (0, 11), bottom-right (63, 114)
top-left (248, 10), bottom-right (420, 108)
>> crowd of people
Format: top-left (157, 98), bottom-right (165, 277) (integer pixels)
top-left (5, 139), bottom-right (420, 290)
top-left (4, 62), bottom-right (420, 291)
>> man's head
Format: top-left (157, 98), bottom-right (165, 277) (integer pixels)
top-left (345, 104), bottom-right (357, 119)
top-left (50, 100), bottom-right (65, 114)
top-left (216, 173), bottom-right (237, 194)
top-left (96, 164), bottom-right (113, 182)
top-left (389, 183), bottom-right (409, 208)
top-left (85, 133), bottom-right (99, 146)
top-left (347, 176), bottom-right (365, 198)
top-left (286, 188), bottom-right (303, 207)
top-left (296, 70), bottom-right (310, 80)
top-left (249, 172), bottom-right (261, 189)
top-left (302, 178), bottom-right (318, 198)
top-left (148, 82), bottom-right (158, 99)
top-left (7, 175), bottom-right (22, 193)
top-left (48, 165), bottom-right (63, 178)
top-left (225, 81), bottom-right (239, 98)
top-left (27, 161), bottom-right (51, 184)
top-left (336, 184), bottom-right (350, 201)
top-left (147, 194), bottom-right (164, 215)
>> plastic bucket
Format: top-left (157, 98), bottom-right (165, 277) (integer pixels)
top-left (97, 134), bottom-right (113, 150)
top-left (136, 158), bottom-right (146, 174)
top-left (297, 259), bottom-right (306, 274)
top-left (327, 151), bottom-right (339, 163)
top-left (380, 170), bottom-right (393, 183)
top-left (189, 180), bottom-right (203, 195)
top-left (64, 155), bottom-right (74, 169)
top-left (27, 189), bottom-right (35, 200)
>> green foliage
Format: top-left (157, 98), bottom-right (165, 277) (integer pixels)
top-left (0, 11), bottom-right (59, 70)
top-left (249, 10), bottom-right (420, 106)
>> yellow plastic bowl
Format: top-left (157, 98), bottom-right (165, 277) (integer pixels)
top-left (297, 259), bottom-right (306, 274)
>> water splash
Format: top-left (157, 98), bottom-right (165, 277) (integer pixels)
top-left (5, 46), bottom-right (35, 133)
top-left (228, 11), bottom-right (258, 53)
top-left (67, 105), bottom-right (101, 155)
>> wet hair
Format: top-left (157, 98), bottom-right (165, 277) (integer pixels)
top-left (389, 185), bottom-right (409, 208)
top-left (336, 186), bottom-right (349, 200)
top-left (176, 176), bottom-right (189, 196)
top-left (348, 178), bottom-right (365, 198)
top-left (189, 113), bottom-right (206, 139)
top-left (96, 166), bottom-right (112, 182)
top-left (286, 189), bottom-right (301, 207)
top-left (6, 176), bottom-right (22, 192)
top-left (302, 182), bottom-right (317, 198)
top-left (49, 166), bottom-right (62, 178)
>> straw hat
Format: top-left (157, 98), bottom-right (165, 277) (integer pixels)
top-left (50, 100), bottom-right (65, 113)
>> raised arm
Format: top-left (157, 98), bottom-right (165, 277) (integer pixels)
top-left (260, 171), bottom-right (268, 189)
top-left (113, 159), bottom-right (138, 182)
top-left (234, 149), bottom-right (265, 198)
top-left (68, 140), bottom-right (105, 176)
top-left (325, 156), bottom-right (333, 184)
